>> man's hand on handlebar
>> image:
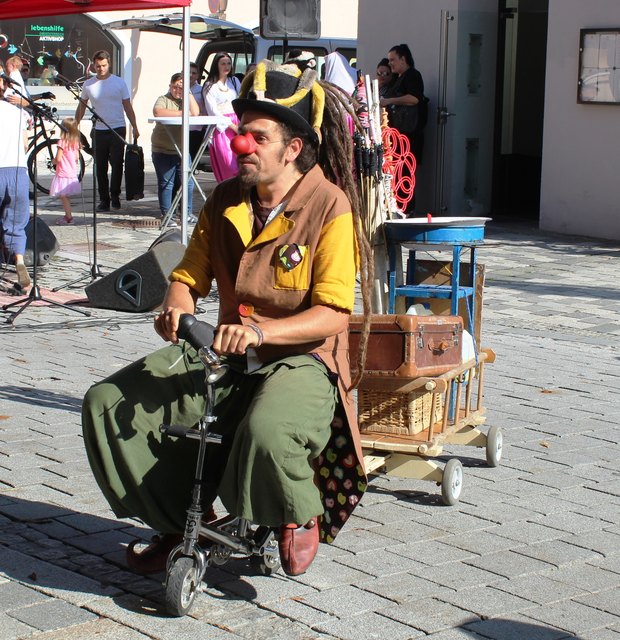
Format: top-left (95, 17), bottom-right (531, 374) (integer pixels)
top-left (213, 324), bottom-right (261, 355)
top-left (154, 306), bottom-right (185, 343)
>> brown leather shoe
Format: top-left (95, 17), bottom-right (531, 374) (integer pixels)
top-left (126, 533), bottom-right (182, 574)
top-left (278, 518), bottom-right (319, 576)
top-left (126, 505), bottom-right (218, 574)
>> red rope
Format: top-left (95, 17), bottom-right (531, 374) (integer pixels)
top-left (382, 127), bottom-right (416, 212)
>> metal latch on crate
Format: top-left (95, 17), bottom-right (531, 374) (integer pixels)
top-left (417, 324), bottom-right (461, 351)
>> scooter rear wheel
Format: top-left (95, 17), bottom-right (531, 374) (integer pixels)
top-left (165, 556), bottom-right (200, 616)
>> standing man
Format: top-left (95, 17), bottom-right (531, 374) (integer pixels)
top-left (188, 62), bottom-right (206, 161)
top-left (82, 59), bottom-right (372, 577)
top-left (0, 74), bottom-right (31, 288)
top-left (75, 50), bottom-right (139, 212)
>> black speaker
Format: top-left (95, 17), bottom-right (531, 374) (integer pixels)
top-left (24, 217), bottom-right (60, 267)
top-left (260, 0), bottom-right (320, 39)
top-left (148, 227), bottom-right (183, 252)
top-left (85, 242), bottom-right (186, 312)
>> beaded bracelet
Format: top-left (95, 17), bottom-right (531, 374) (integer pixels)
top-left (247, 324), bottom-right (264, 347)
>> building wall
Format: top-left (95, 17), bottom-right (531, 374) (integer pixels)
top-left (540, 0), bottom-right (620, 239)
top-left (445, 1), bottom-right (497, 216)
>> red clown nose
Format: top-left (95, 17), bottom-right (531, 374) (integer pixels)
top-left (230, 132), bottom-right (257, 155)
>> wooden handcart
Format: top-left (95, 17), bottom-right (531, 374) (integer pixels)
top-left (360, 348), bottom-right (500, 505)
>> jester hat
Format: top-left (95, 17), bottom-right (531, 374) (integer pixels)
top-left (232, 58), bottom-right (325, 143)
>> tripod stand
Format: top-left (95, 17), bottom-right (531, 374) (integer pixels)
top-left (53, 80), bottom-right (127, 291)
top-left (2, 89), bottom-right (91, 324)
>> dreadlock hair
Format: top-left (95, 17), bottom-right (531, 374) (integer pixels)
top-left (317, 80), bottom-right (373, 391)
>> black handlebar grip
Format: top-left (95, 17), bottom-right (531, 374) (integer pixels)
top-left (160, 423), bottom-right (194, 438)
top-left (178, 313), bottom-right (215, 351)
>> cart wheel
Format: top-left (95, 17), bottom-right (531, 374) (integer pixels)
top-left (165, 556), bottom-right (200, 617)
top-left (441, 459), bottom-right (463, 505)
top-left (250, 552), bottom-right (281, 576)
top-left (486, 425), bottom-right (503, 467)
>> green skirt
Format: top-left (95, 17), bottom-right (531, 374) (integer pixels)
top-left (82, 343), bottom-right (336, 533)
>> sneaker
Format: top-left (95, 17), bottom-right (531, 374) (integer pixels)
top-left (187, 213), bottom-right (198, 224)
top-left (16, 263), bottom-right (31, 289)
top-left (56, 216), bottom-right (74, 226)
top-left (111, 198), bottom-right (121, 210)
top-left (97, 201), bottom-right (110, 212)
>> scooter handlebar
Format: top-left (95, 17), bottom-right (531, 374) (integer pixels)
top-left (178, 313), bottom-right (215, 351)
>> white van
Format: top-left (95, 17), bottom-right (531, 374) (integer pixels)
top-left (105, 14), bottom-right (357, 78)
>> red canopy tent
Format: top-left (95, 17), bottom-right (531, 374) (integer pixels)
top-left (0, 0), bottom-right (195, 242)
top-left (0, 0), bottom-right (190, 20)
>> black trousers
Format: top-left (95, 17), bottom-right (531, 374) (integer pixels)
top-left (189, 128), bottom-right (205, 162)
top-left (93, 127), bottom-right (126, 202)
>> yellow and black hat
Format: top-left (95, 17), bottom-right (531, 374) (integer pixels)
top-left (233, 59), bottom-right (325, 143)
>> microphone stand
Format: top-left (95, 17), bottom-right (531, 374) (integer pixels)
top-left (52, 78), bottom-right (127, 291)
top-left (2, 86), bottom-right (91, 324)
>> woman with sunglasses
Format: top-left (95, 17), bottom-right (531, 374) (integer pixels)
top-left (202, 52), bottom-right (241, 182)
top-left (376, 58), bottom-right (394, 97)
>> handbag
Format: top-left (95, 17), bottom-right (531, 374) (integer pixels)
top-left (388, 95), bottom-right (430, 133)
top-left (388, 104), bottom-right (419, 133)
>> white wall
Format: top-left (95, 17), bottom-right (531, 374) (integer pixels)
top-left (540, 0), bottom-right (620, 239)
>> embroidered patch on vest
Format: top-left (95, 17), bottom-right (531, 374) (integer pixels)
top-left (277, 243), bottom-right (305, 271)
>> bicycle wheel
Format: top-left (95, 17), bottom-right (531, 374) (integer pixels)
top-left (28, 139), bottom-right (86, 195)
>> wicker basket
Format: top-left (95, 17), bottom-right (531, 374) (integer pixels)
top-left (357, 389), bottom-right (443, 436)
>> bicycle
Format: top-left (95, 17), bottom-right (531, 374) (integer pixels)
top-left (26, 104), bottom-right (91, 195)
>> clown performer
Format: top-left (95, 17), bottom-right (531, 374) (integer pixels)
top-left (82, 58), bottom-right (373, 577)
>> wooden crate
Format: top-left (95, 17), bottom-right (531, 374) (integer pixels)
top-left (357, 388), bottom-right (443, 436)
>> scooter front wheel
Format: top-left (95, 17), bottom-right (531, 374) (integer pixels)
top-left (165, 556), bottom-right (200, 617)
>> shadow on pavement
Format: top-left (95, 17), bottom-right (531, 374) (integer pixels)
top-left (0, 497), bottom-right (258, 616)
top-left (364, 483), bottom-right (447, 507)
top-left (460, 616), bottom-right (583, 639)
top-left (485, 276), bottom-right (620, 301)
top-left (487, 223), bottom-right (620, 258)
top-left (0, 384), bottom-right (82, 413)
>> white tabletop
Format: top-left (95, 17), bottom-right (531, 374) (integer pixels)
top-left (148, 116), bottom-right (228, 126)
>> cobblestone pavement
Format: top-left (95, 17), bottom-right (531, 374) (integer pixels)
top-left (1, 164), bottom-right (619, 639)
